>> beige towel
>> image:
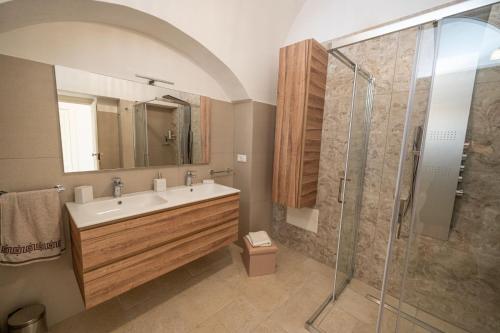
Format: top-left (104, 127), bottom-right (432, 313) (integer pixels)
top-left (0, 189), bottom-right (65, 266)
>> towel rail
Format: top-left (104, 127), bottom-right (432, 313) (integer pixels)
top-left (209, 168), bottom-right (233, 177)
top-left (0, 185), bottom-right (65, 195)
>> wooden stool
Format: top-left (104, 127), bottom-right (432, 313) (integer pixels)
top-left (242, 237), bottom-right (278, 277)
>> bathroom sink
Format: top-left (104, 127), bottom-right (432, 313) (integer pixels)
top-left (88, 192), bottom-right (168, 216)
top-left (66, 183), bottom-right (240, 229)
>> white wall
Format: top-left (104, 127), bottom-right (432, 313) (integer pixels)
top-left (0, 0), bottom-right (461, 105)
top-left (101, 0), bottom-right (305, 105)
top-left (0, 21), bottom-right (229, 101)
top-left (286, 0), bottom-right (455, 45)
top-left (55, 66), bottom-right (200, 106)
top-left (100, 0), bottom-right (456, 103)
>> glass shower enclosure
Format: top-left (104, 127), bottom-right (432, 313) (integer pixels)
top-left (307, 2), bottom-right (500, 332)
top-left (381, 4), bottom-right (500, 332)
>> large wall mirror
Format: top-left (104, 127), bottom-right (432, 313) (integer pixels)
top-left (55, 66), bottom-right (211, 173)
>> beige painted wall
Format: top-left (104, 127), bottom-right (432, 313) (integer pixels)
top-left (0, 54), bottom-right (234, 328)
top-left (234, 101), bottom-right (276, 241)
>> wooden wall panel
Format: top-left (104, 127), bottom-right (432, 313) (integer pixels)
top-left (272, 39), bottom-right (327, 208)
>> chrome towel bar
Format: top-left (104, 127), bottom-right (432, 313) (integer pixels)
top-left (209, 168), bottom-right (233, 177)
top-left (0, 185), bottom-right (65, 195)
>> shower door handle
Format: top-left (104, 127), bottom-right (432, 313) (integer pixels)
top-left (338, 177), bottom-right (345, 203)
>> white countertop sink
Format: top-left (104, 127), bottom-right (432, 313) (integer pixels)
top-left (66, 183), bottom-right (240, 229)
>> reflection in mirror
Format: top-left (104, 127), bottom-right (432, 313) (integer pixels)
top-left (55, 66), bottom-right (210, 173)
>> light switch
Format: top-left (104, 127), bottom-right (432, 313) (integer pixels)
top-left (237, 154), bottom-right (247, 162)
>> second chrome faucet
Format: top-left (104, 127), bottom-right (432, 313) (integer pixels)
top-left (112, 177), bottom-right (124, 197)
top-left (185, 170), bottom-right (196, 186)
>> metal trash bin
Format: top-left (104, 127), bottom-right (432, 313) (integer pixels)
top-left (7, 304), bottom-right (48, 333)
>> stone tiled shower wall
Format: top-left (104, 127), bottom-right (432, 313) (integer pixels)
top-left (271, 29), bottom-right (420, 270)
top-left (272, 16), bottom-right (500, 333)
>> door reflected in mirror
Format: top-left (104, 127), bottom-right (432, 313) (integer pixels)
top-left (55, 66), bottom-right (210, 173)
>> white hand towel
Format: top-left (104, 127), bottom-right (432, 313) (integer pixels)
top-left (246, 231), bottom-right (272, 247)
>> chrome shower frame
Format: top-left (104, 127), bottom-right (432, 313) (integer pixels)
top-left (305, 49), bottom-right (374, 332)
top-left (327, 0), bottom-right (499, 50)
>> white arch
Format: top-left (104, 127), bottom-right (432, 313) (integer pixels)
top-left (0, 0), bottom-right (249, 101)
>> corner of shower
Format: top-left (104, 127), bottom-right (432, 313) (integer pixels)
top-left (306, 2), bottom-right (500, 332)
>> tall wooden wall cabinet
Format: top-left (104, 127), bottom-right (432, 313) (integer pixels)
top-left (272, 39), bottom-right (328, 208)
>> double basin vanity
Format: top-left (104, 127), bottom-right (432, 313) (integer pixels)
top-left (66, 183), bottom-right (240, 309)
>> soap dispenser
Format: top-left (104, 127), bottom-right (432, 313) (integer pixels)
top-left (153, 172), bottom-right (167, 192)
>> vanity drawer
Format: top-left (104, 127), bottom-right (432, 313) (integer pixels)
top-left (77, 194), bottom-right (239, 271)
top-left (69, 193), bottom-right (240, 309)
top-left (82, 220), bottom-right (237, 308)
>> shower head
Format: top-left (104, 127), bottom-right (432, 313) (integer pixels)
top-left (161, 95), bottom-right (190, 106)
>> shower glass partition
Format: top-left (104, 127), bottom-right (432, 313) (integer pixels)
top-left (380, 3), bottom-right (500, 333)
top-left (306, 50), bottom-right (374, 331)
top-left (333, 53), bottom-right (374, 299)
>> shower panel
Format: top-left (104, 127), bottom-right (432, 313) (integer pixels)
top-left (412, 19), bottom-right (483, 240)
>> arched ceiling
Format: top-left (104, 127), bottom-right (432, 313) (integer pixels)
top-left (0, 0), bottom-right (249, 101)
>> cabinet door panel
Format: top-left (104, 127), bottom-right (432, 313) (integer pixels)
top-left (273, 39), bottom-right (327, 208)
top-left (83, 221), bottom-right (237, 308)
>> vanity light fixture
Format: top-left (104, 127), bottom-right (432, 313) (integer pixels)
top-left (135, 74), bottom-right (174, 86)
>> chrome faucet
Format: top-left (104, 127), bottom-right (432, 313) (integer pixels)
top-left (185, 170), bottom-right (195, 186)
top-left (112, 177), bottom-right (124, 197)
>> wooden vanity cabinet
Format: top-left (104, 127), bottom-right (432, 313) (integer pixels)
top-left (70, 194), bottom-right (239, 309)
top-left (272, 39), bottom-right (328, 208)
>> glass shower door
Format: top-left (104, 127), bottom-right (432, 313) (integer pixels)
top-left (333, 63), bottom-right (374, 298)
top-left (380, 4), bottom-right (500, 332)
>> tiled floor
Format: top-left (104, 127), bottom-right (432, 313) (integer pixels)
top-left (313, 279), bottom-right (469, 333)
top-left (49, 242), bottom-right (470, 333)
top-left (50, 242), bottom-right (334, 333)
